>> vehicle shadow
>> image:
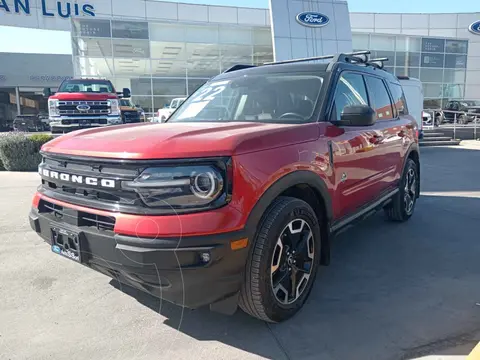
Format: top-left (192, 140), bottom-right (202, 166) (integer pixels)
top-left (110, 191), bottom-right (480, 360)
top-left (110, 145), bottom-right (480, 360)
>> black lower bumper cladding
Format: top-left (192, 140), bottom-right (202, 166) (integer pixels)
top-left (29, 208), bottom-right (249, 309)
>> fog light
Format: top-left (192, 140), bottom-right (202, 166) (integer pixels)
top-left (200, 252), bottom-right (211, 263)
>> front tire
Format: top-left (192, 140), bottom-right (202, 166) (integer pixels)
top-left (239, 197), bottom-right (321, 323)
top-left (385, 158), bottom-right (418, 222)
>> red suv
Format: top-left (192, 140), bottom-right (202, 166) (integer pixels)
top-left (30, 52), bottom-right (420, 323)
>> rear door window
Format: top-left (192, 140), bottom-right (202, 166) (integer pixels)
top-left (365, 76), bottom-right (394, 120)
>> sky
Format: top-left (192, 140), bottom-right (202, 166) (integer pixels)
top-left (166, 0), bottom-right (477, 13)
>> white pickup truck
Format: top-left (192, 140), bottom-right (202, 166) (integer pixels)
top-left (156, 97), bottom-right (186, 122)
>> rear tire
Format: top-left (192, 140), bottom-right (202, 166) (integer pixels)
top-left (435, 114), bottom-right (443, 126)
top-left (459, 114), bottom-right (468, 125)
top-left (239, 197), bottom-right (321, 323)
top-left (385, 158), bottom-right (418, 222)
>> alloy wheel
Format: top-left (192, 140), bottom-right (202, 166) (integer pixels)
top-left (270, 219), bottom-right (315, 305)
top-left (404, 167), bottom-right (416, 215)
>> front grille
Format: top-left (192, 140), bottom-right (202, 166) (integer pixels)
top-left (58, 100), bottom-right (110, 116)
top-left (39, 199), bottom-right (116, 232)
top-left (39, 154), bottom-right (144, 213)
top-left (59, 109), bottom-right (109, 115)
top-left (122, 111), bottom-right (140, 123)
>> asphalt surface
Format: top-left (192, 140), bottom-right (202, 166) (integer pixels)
top-left (1, 143), bottom-right (480, 360)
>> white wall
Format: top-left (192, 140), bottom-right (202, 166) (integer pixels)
top-left (351, 12), bottom-right (480, 100)
top-left (269, 0), bottom-right (352, 62)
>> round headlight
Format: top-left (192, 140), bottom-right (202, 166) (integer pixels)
top-left (191, 171), bottom-right (223, 199)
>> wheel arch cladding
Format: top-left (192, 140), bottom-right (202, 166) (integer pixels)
top-left (245, 170), bottom-right (333, 265)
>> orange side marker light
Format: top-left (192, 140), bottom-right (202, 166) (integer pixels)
top-left (231, 238), bottom-right (248, 251)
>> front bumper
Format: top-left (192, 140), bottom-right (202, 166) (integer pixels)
top-left (29, 203), bottom-right (248, 309)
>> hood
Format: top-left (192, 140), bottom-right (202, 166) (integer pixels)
top-left (42, 122), bottom-right (320, 160)
top-left (50, 92), bottom-right (118, 100)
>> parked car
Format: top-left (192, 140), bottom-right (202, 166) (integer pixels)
top-left (30, 51), bottom-right (420, 323)
top-left (38, 112), bottom-right (50, 131)
top-left (13, 115), bottom-right (44, 132)
top-left (45, 78), bottom-right (129, 134)
top-left (120, 98), bottom-right (143, 124)
top-left (438, 100), bottom-right (480, 124)
top-left (156, 97), bottom-right (186, 122)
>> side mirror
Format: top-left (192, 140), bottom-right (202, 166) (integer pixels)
top-left (123, 88), bottom-right (131, 98)
top-left (339, 105), bottom-right (376, 126)
top-left (43, 87), bottom-right (52, 98)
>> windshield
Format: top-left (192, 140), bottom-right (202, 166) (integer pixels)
top-left (59, 80), bottom-right (114, 93)
top-left (168, 73), bottom-right (323, 123)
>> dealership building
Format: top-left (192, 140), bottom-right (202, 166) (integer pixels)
top-left (1, 0), bottom-right (480, 127)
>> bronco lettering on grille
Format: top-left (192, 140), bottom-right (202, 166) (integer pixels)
top-left (40, 168), bottom-right (116, 188)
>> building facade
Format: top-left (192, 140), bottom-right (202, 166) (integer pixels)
top-left (1, 0), bottom-right (480, 127)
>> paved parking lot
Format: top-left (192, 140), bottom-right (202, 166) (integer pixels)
top-left (1, 143), bottom-right (480, 360)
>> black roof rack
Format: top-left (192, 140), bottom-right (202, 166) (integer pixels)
top-left (223, 64), bottom-right (257, 73)
top-left (222, 50), bottom-right (389, 73)
top-left (264, 51), bottom-right (371, 66)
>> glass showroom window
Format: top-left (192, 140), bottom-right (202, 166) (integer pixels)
top-left (352, 33), bottom-right (369, 52)
top-left (73, 57), bottom-right (115, 78)
top-left (370, 34), bottom-right (395, 51)
top-left (0, 88), bottom-right (17, 130)
top-left (252, 24), bottom-right (274, 66)
top-left (353, 33), bottom-right (469, 107)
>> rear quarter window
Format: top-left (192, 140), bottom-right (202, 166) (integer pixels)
top-left (389, 83), bottom-right (409, 116)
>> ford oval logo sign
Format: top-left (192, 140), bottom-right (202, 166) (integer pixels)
top-left (76, 104), bottom-right (91, 111)
top-left (296, 12), bottom-right (330, 27)
top-left (469, 20), bottom-right (480, 34)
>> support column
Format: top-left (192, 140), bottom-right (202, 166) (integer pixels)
top-left (15, 87), bottom-right (21, 115)
top-left (269, 0), bottom-right (353, 62)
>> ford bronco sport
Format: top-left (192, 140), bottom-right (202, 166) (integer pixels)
top-left (30, 52), bottom-right (420, 323)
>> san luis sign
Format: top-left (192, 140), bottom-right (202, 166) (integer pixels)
top-left (0, 0), bottom-right (95, 18)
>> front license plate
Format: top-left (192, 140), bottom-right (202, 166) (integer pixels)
top-left (51, 226), bottom-right (82, 263)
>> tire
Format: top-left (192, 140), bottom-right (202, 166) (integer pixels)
top-left (239, 196), bottom-right (321, 323)
top-left (385, 158), bottom-right (419, 222)
top-left (435, 115), bottom-right (443, 126)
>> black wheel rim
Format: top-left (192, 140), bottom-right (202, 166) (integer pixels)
top-left (404, 167), bottom-right (416, 215)
top-left (270, 219), bottom-right (314, 305)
